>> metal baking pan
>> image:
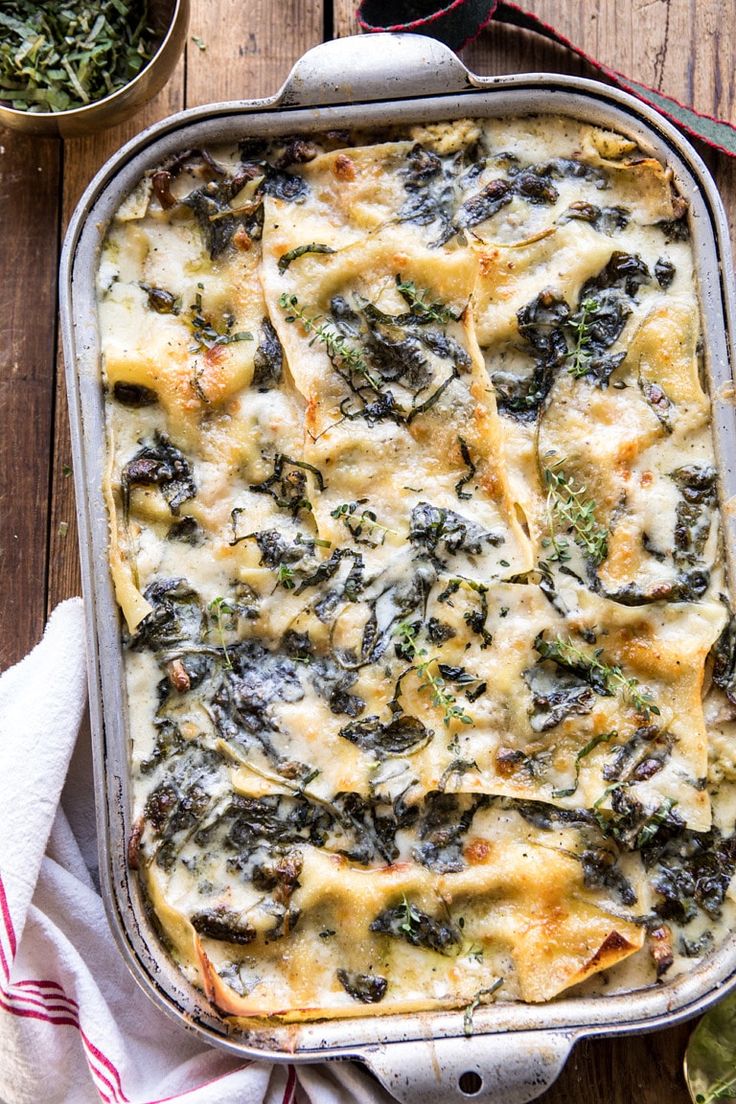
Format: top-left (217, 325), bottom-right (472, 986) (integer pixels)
top-left (60, 32), bottom-right (736, 1104)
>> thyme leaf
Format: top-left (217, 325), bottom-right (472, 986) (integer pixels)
top-left (566, 297), bottom-right (598, 377)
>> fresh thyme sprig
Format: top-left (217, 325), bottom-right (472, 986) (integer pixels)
top-left (543, 460), bottom-right (608, 565)
top-left (416, 656), bottom-right (473, 727)
top-left (566, 297), bottom-right (598, 377)
top-left (393, 621), bottom-right (473, 727)
top-left (395, 275), bottom-right (459, 325)
top-left (536, 634), bottom-right (660, 719)
top-left (278, 292), bottom-right (382, 392)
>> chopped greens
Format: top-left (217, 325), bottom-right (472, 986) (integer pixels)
top-left (0, 1), bottom-right (154, 114)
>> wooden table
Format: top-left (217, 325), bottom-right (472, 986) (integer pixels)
top-left (1, 1), bottom-right (734, 1099)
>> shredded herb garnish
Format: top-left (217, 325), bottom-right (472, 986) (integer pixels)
top-left (552, 731), bottom-right (617, 798)
top-left (455, 436), bottom-right (476, 501)
top-left (463, 979), bottom-right (504, 1036)
top-left (277, 242), bottom-right (336, 274)
top-left (536, 634), bottom-right (660, 719)
top-left (277, 563), bottom-right (296, 590)
top-left (188, 294), bottom-right (252, 353)
top-left (544, 460), bottom-right (608, 565)
top-left (0, 1), bottom-right (154, 113)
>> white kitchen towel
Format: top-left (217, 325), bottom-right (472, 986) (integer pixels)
top-left (0, 600), bottom-right (395, 1104)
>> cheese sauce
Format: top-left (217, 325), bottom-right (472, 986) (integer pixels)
top-left (98, 117), bottom-right (736, 1021)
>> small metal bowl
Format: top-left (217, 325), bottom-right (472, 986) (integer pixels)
top-left (0, 0), bottom-right (189, 138)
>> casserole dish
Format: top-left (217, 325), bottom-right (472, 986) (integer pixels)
top-left (60, 32), bottom-right (736, 1104)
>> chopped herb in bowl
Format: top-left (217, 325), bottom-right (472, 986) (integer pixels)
top-left (0, 1), bottom-right (154, 113)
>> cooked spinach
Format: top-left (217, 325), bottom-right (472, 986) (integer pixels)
top-left (712, 614), bottom-right (736, 706)
top-left (558, 202), bottom-right (629, 234)
top-left (654, 257), bottom-right (676, 288)
top-left (339, 713), bottom-right (431, 757)
top-left (602, 725), bottom-right (671, 783)
top-left (412, 792), bottom-right (486, 873)
top-left (644, 827), bottom-right (736, 923)
top-left (249, 453), bottom-right (324, 517)
top-left (656, 216), bottom-right (690, 242)
top-left (409, 502), bottom-right (503, 559)
top-left (370, 900), bottom-right (461, 954)
top-left (399, 144), bottom-right (455, 243)
top-left (523, 664), bottom-right (595, 732)
top-left (580, 846), bottom-right (637, 906)
top-left (455, 177), bottom-right (512, 230)
top-left (183, 165), bottom-right (263, 258)
top-left (260, 166), bottom-right (310, 203)
top-left (191, 907), bottom-right (256, 944)
top-left (336, 969), bottom-right (388, 1003)
top-left (121, 432), bottom-right (196, 516)
top-left (671, 464), bottom-right (716, 566)
top-left (112, 381), bottom-right (158, 407)
top-left (130, 578), bottom-right (203, 652)
top-left (210, 640), bottom-right (304, 751)
top-left (493, 291), bottom-right (570, 419)
top-left (252, 318), bottom-right (283, 389)
top-left (455, 437), bottom-right (476, 501)
top-left (310, 655), bottom-right (364, 717)
top-left (166, 516), bottom-right (203, 546)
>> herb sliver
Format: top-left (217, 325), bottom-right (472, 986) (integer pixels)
top-left (278, 243), bottom-right (336, 274)
top-left (0, 1), bottom-right (154, 114)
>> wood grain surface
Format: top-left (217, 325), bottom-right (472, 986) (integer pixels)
top-left (1, 1), bottom-right (734, 1099)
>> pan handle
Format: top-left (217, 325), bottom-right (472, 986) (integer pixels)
top-left (277, 33), bottom-right (475, 107)
top-left (360, 1029), bottom-right (577, 1104)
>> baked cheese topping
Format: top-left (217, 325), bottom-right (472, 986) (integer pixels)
top-left (98, 117), bottom-right (736, 1021)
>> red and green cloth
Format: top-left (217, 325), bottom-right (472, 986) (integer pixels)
top-left (356, 0), bottom-right (736, 159)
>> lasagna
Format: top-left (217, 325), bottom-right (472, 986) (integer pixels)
top-left (97, 115), bottom-right (736, 1022)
